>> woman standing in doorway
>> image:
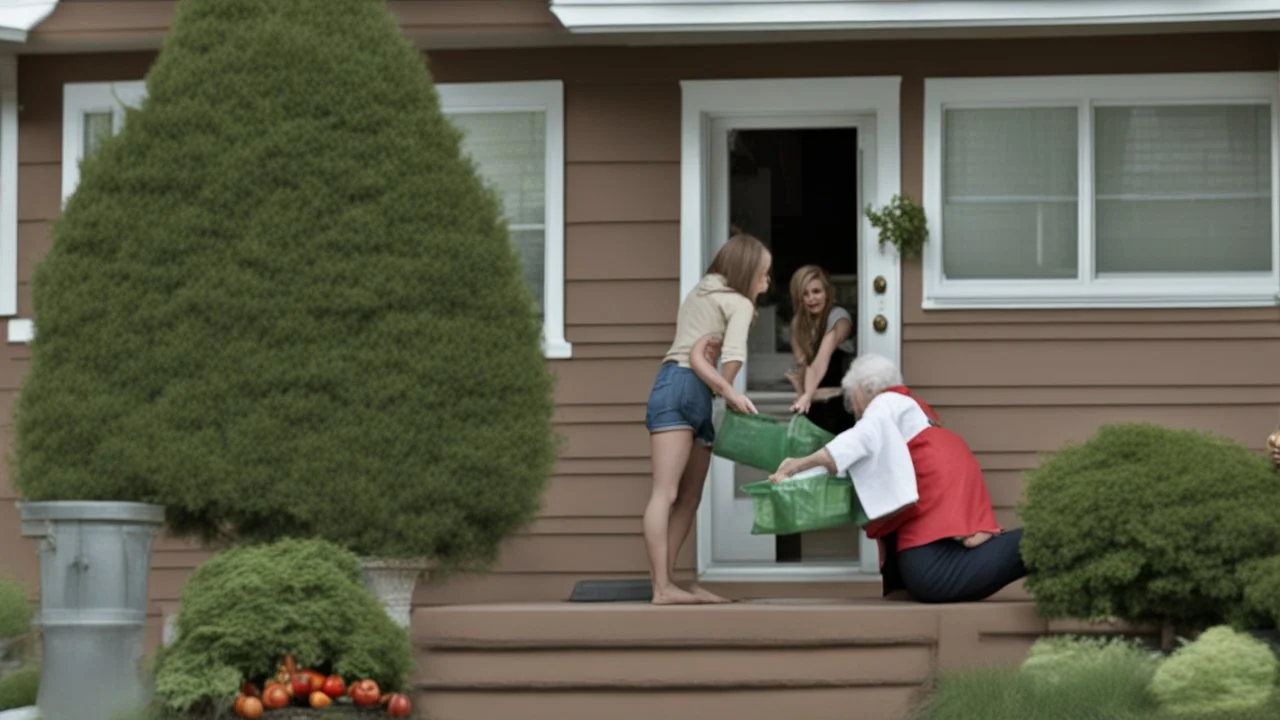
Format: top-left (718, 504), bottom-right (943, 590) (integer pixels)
top-left (786, 265), bottom-right (856, 435)
top-left (643, 233), bottom-right (770, 605)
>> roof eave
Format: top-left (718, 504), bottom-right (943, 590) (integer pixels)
top-left (550, 1), bottom-right (1280, 34)
top-left (0, 0), bottom-right (59, 44)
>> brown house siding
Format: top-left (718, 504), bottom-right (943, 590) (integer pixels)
top-left (3, 31), bottom-right (1279, 621)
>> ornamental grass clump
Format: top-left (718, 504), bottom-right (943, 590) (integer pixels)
top-left (151, 538), bottom-right (413, 715)
top-left (1020, 423), bottom-right (1280, 630)
top-left (1149, 626), bottom-right (1278, 716)
top-left (10, 0), bottom-right (557, 570)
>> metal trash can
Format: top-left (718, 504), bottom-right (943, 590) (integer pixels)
top-left (17, 501), bottom-right (165, 720)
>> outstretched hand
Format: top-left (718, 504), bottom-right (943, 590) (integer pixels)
top-left (725, 389), bottom-right (758, 415)
top-left (768, 457), bottom-right (807, 484)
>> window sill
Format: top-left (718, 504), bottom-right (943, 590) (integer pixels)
top-left (922, 291), bottom-right (1280, 311)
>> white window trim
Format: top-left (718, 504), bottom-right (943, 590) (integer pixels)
top-left (922, 71), bottom-right (1280, 310)
top-left (437, 80), bottom-right (570, 359)
top-left (14, 80), bottom-right (573, 359)
top-left (0, 55), bottom-right (17, 322)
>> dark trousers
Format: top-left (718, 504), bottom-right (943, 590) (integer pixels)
top-left (881, 528), bottom-right (1028, 603)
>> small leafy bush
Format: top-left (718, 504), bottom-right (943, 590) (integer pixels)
top-left (0, 663), bottom-right (38, 710)
top-left (1020, 423), bottom-right (1280, 628)
top-left (866, 194), bottom-right (928, 260)
top-left (0, 574), bottom-right (31, 639)
top-left (1150, 625), bottom-right (1278, 716)
top-left (151, 538), bottom-right (413, 715)
top-left (1020, 635), bottom-right (1159, 692)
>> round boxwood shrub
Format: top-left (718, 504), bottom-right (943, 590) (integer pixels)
top-left (151, 538), bottom-right (413, 714)
top-left (1150, 625), bottom-right (1278, 716)
top-left (1241, 554), bottom-right (1280, 628)
top-left (10, 0), bottom-right (557, 569)
top-left (1020, 423), bottom-right (1280, 629)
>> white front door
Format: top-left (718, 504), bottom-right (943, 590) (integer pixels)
top-left (681, 78), bottom-right (904, 582)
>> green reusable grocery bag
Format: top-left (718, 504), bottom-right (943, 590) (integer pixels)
top-left (741, 468), bottom-right (870, 535)
top-left (713, 411), bottom-right (836, 472)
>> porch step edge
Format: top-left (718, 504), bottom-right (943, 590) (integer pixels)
top-left (415, 678), bottom-right (927, 692)
top-left (419, 635), bottom-right (937, 650)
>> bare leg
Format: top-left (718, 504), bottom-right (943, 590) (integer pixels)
top-left (645, 430), bottom-right (700, 605)
top-left (666, 444), bottom-right (731, 604)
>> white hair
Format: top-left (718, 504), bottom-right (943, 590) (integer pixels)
top-left (841, 353), bottom-right (903, 398)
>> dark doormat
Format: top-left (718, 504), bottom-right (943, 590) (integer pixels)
top-left (569, 579), bottom-right (653, 602)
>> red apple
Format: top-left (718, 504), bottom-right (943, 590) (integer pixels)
top-left (291, 672), bottom-right (312, 699)
top-left (321, 674), bottom-right (346, 699)
top-left (385, 692), bottom-right (412, 718)
top-left (261, 684), bottom-right (290, 710)
top-left (349, 678), bottom-right (380, 706)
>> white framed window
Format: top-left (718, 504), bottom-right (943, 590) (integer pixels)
top-left (922, 72), bottom-right (1280, 309)
top-left (437, 81), bottom-right (570, 359)
top-left (21, 80), bottom-right (571, 358)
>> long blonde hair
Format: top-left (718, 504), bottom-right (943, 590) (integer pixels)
top-left (789, 265), bottom-right (836, 364)
top-left (706, 233), bottom-right (768, 303)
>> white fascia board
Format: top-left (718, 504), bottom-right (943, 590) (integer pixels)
top-left (551, 1), bottom-right (1280, 34)
top-left (0, 0), bottom-right (60, 42)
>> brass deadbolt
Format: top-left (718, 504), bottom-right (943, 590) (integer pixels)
top-left (873, 314), bottom-right (888, 333)
top-left (873, 276), bottom-right (887, 294)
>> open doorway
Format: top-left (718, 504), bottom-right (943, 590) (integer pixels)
top-left (730, 127), bottom-right (862, 565)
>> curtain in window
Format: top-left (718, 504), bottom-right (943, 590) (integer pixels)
top-left (1094, 104), bottom-right (1272, 274)
top-left (942, 107), bottom-right (1079, 280)
top-left (448, 111), bottom-right (547, 312)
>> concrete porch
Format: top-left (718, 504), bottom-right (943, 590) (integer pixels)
top-left (409, 598), bottom-right (1153, 720)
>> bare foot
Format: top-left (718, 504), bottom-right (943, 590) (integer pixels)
top-left (651, 586), bottom-right (701, 605)
top-left (690, 584), bottom-right (733, 604)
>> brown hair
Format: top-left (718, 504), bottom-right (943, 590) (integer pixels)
top-left (706, 234), bottom-right (769, 303)
top-left (789, 264), bottom-right (837, 364)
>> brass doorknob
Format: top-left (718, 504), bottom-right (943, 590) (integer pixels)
top-left (873, 314), bottom-right (888, 333)
top-left (873, 276), bottom-right (887, 294)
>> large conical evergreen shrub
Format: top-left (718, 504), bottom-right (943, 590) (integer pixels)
top-left (12, 0), bottom-right (557, 570)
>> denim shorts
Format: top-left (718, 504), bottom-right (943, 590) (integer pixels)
top-left (644, 362), bottom-right (715, 446)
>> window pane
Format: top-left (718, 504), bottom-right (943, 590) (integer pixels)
top-left (448, 111), bottom-right (546, 227)
top-left (942, 108), bottom-right (1079, 279)
top-left (83, 112), bottom-right (113, 160)
top-left (510, 227), bottom-right (545, 313)
top-left (1095, 105), bottom-right (1272, 274)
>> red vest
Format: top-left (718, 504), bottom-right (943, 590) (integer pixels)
top-left (862, 386), bottom-right (1001, 552)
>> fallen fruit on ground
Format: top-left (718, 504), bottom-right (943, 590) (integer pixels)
top-left (291, 672), bottom-right (313, 699)
top-left (385, 692), bottom-right (412, 717)
top-left (349, 678), bottom-right (380, 706)
top-left (262, 683), bottom-right (289, 710)
top-left (241, 681), bottom-right (259, 698)
top-left (235, 695), bottom-right (263, 719)
top-left (309, 690), bottom-right (333, 708)
top-left (322, 673), bottom-right (346, 699)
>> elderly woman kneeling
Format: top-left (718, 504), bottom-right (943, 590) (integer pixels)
top-left (769, 353), bottom-right (1026, 603)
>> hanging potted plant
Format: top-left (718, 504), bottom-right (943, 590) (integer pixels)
top-left (866, 194), bottom-right (929, 260)
top-left (11, 0), bottom-right (558, 714)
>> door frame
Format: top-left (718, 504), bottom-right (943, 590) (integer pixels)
top-left (680, 77), bottom-right (903, 583)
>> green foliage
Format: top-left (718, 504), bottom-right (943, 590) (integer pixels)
top-left (1240, 555), bottom-right (1280, 628)
top-left (0, 663), bottom-right (39, 710)
top-left (152, 538), bottom-right (413, 714)
top-left (913, 640), bottom-right (1157, 720)
top-left (866, 194), bottom-right (928, 260)
top-left (1020, 423), bottom-right (1280, 628)
top-left (1150, 626), bottom-right (1278, 716)
top-left (10, 0), bottom-right (557, 568)
top-left (1020, 635), bottom-right (1160, 690)
top-left (0, 574), bottom-right (31, 639)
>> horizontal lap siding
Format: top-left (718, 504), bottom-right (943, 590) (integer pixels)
top-left (6, 31), bottom-right (1280, 612)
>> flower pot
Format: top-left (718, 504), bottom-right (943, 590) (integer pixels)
top-left (358, 558), bottom-right (430, 628)
top-left (17, 501), bottom-right (165, 720)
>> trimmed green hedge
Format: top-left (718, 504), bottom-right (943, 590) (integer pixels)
top-left (11, 0), bottom-right (557, 569)
top-left (1020, 423), bottom-right (1280, 629)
